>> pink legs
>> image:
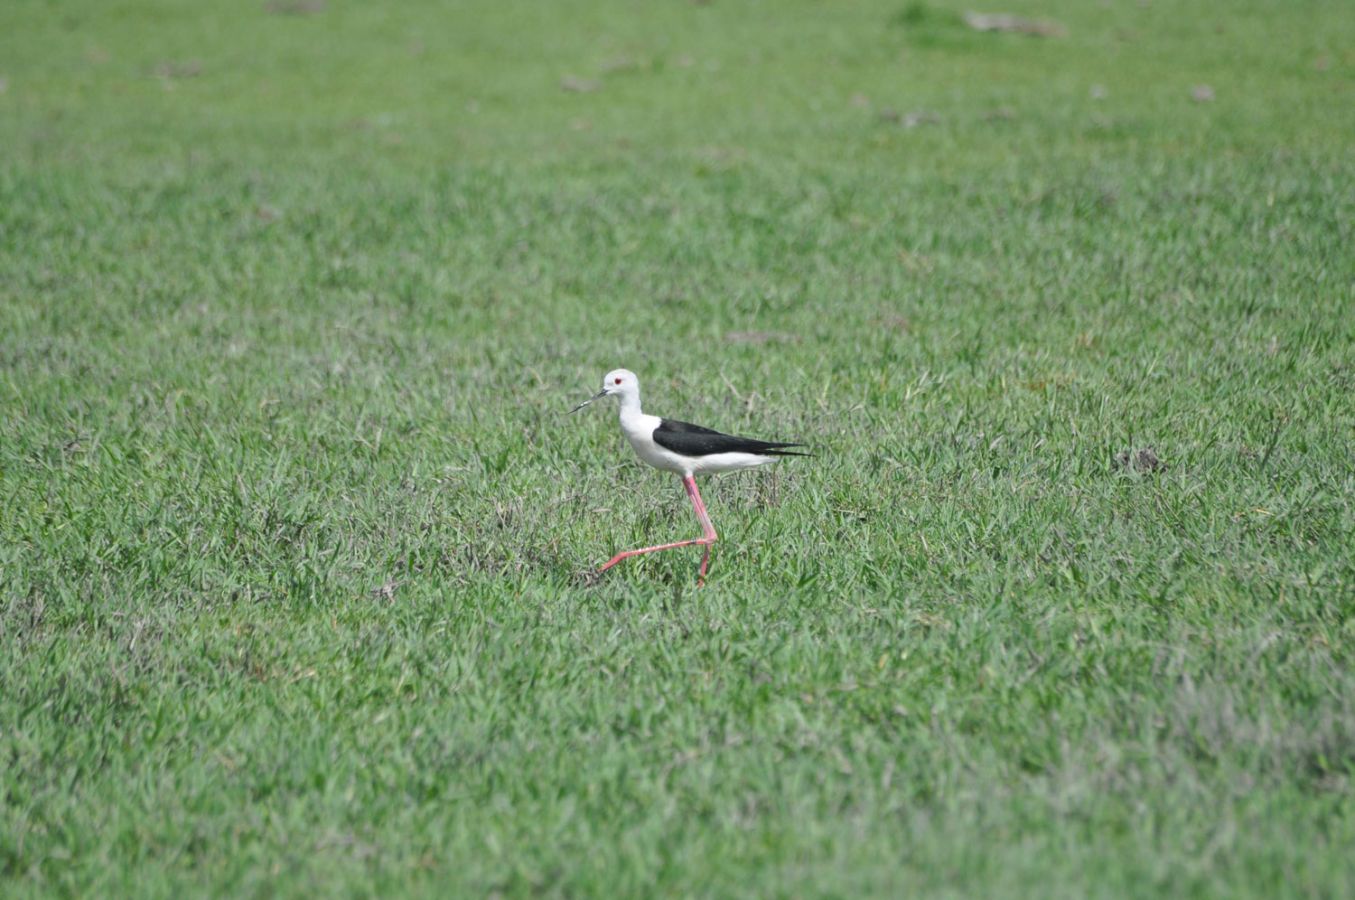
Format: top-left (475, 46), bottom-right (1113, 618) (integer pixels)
top-left (687, 476), bottom-right (718, 583)
top-left (598, 474), bottom-right (719, 586)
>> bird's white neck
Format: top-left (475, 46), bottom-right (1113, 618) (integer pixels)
top-left (616, 389), bottom-right (643, 425)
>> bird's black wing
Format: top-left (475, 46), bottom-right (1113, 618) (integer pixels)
top-left (652, 418), bottom-right (809, 457)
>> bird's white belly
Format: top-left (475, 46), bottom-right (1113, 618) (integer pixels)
top-left (688, 452), bottom-right (778, 474)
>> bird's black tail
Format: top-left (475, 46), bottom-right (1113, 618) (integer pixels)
top-left (761, 443), bottom-right (814, 458)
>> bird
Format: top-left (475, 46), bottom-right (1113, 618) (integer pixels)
top-left (570, 368), bottom-right (808, 585)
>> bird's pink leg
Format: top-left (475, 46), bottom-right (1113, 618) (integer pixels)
top-left (597, 475), bottom-right (719, 585)
top-left (686, 476), bottom-right (718, 585)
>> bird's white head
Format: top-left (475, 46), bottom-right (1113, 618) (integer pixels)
top-left (570, 368), bottom-right (640, 413)
top-left (600, 368), bottom-right (639, 399)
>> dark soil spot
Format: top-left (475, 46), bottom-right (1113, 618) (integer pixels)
top-left (1115, 447), bottom-right (1167, 474)
top-left (964, 12), bottom-right (1066, 37)
top-left (266, 0), bottom-right (326, 15)
top-left (560, 76), bottom-right (601, 94)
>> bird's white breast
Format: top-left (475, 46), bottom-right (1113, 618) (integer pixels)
top-left (620, 412), bottom-right (688, 473)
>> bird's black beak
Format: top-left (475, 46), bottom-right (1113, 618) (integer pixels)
top-left (569, 390), bottom-right (606, 414)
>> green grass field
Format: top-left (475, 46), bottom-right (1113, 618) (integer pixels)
top-left (3, 0), bottom-right (1354, 895)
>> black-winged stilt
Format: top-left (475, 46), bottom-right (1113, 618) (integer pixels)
top-left (571, 368), bottom-right (808, 585)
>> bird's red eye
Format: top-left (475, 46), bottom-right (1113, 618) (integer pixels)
top-left (614, 377), bottom-right (623, 384)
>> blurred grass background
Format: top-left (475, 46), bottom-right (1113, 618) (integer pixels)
top-left (2, 1), bottom-right (1354, 896)
top-left (4, 0), bottom-right (1352, 167)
